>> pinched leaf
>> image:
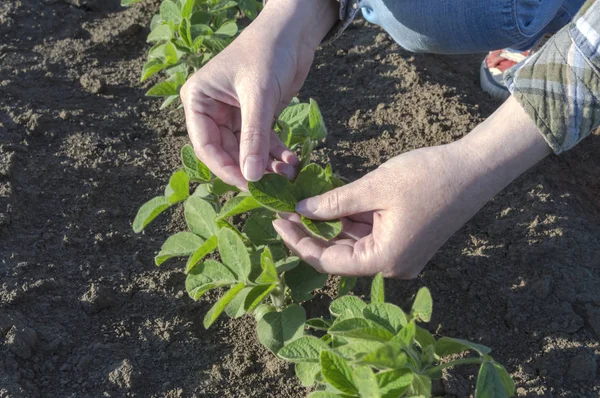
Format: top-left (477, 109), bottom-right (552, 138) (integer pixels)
top-left (295, 362), bottom-right (321, 387)
top-left (203, 282), bottom-right (246, 328)
top-left (371, 273), bottom-right (385, 303)
top-left (295, 164), bottom-right (331, 200)
top-left (164, 170), bottom-right (189, 204)
top-left (160, 0), bottom-right (181, 24)
top-left (257, 304), bottom-right (306, 354)
top-left (244, 284), bottom-right (275, 312)
top-left (147, 24), bottom-right (173, 43)
top-left (411, 287), bottom-right (433, 322)
top-left (217, 194), bottom-right (261, 220)
top-left (301, 217), bottom-right (342, 240)
top-left (353, 366), bottom-right (380, 398)
top-left (184, 197), bottom-right (217, 239)
top-left (330, 295), bottom-right (367, 318)
top-left (285, 261), bottom-right (328, 302)
top-left (256, 246), bottom-right (278, 284)
top-left (320, 351), bottom-right (357, 395)
top-left (133, 196), bottom-right (171, 233)
top-left (218, 228), bottom-right (251, 281)
top-left (308, 98), bottom-right (327, 141)
top-left (338, 276), bottom-right (357, 297)
top-left (278, 336), bottom-right (330, 363)
top-left (155, 232), bottom-right (204, 265)
top-left (181, 144), bottom-right (211, 182)
top-left (141, 59), bottom-right (168, 82)
top-left (278, 103), bottom-right (310, 146)
top-left (248, 173), bottom-right (299, 212)
top-left (435, 337), bottom-right (491, 357)
top-left (357, 342), bottom-right (407, 370)
top-left (185, 235), bottom-right (218, 273)
top-left (363, 303), bottom-right (407, 335)
top-left (215, 21), bottom-right (238, 37)
top-left (376, 369), bottom-right (413, 398)
top-left (475, 361), bottom-right (509, 398)
top-left (244, 209), bottom-right (278, 246)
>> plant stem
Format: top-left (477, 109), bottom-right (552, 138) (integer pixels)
top-left (425, 357), bottom-right (484, 377)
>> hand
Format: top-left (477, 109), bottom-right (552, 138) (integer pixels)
top-left (273, 97), bottom-right (552, 277)
top-left (180, 0), bottom-right (337, 188)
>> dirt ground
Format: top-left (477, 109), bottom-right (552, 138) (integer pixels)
top-left (1, 0), bottom-right (599, 397)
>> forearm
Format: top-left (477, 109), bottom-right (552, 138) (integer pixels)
top-left (453, 96), bottom-right (551, 208)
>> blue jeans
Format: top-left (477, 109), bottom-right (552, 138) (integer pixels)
top-left (359, 0), bottom-right (586, 54)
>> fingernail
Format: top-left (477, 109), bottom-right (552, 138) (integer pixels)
top-left (296, 198), bottom-right (318, 215)
top-left (243, 155), bottom-right (264, 182)
top-left (284, 151), bottom-right (299, 166)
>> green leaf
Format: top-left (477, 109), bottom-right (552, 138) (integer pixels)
top-left (493, 362), bottom-right (516, 396)
top-left (155, 232), bottom-right (204, 266)
top-left (308, 98), bottom-right (327, 141)
top-left (160, 0), bottom-right (181, 24)
top-left (256, 246), bottom-right (278, 284)
top-left (415, 326), bottom-right (436, 350)
top-left (396, 320), bottom-right (416, 346)
top-left (203, 282), bottom-right (246, 328)
top-left (357, 342), bottom-right (407, 370)
top-left (190, 11), bottom-right (211, 25)
top-left (278, 336), bottom-right (330, 363)
top-left (329, 318), bottom-right (395, 343)
top-left (253, 303), bottom-right (276, 322)
top-left (435, 337), bottom-right (491, 357)
top-left (411, 287), bottom-right (433, 322)
top-left (301, 216), bottom-right (342, 240)
top-left (248, 173), bottom-right (299, 212)
top-left (371, 273), bottom-right (385, 304)
top-left (132, 196), bottom-right (170, 232)
top-left (163, 42), bottom-right (179, 64)
top-left (218, 228), bottom-right (251, 281)
top-left (335, 341), bottom-right (384, 360)
top-left (179, 17), bottom-right (192, 46)
top-left (244, 209), bottom-right (278, 246)
top-left (164, 170), bottom-right (189, 204)
top-left (307, 392), bottom-right (347, 398)
top-left (150, 14), bottom-right (163, 30)
top-left (146, 81), bottom-right (179, 97)
top-left (217, 194), bottom-right (261, 220)
top-left (257, 304), bottom-right (306, 354)
top-left (180, 0), bottom-right (194, 18)
top-left (376, 370), bottom-right (413, 398)
top-left (147, 24), bottom-right (173, 43)
top-left (407, 373), bottom-right (431, 397)
top-left (215, 21), bottom-right (238, 36)
top-left (338, 277), bottom-right (357, 297)
top-left (141, 59), bottom-right (168, 82)
top-left (244, 283), bottom-right (275, 312)
top-left (278, 103), bottom-right (310, 146)
top-left (295, 362), bottom-right (321, 387)
top-left (353, 366), bottom-right (381, 398)
top-left (275, 256), bottom-right (300, 273)
top-left (181, 144), bottom-right (211, 182)
top-left (185, 235), bottom-right (218, 273)
top-left (475, 362), bottom-right (509, 398)
top-left (238, 0), bottom-right (258, 19)
top-left (363, 303), bottom-right (407, 335)
top-left (212, 178), bottom-right (239, 195)
top-left (330, 296), bottom-right (367, 318)
top-left (295, 164), bottom-right (331, 200)
top-left (185, 260), bottom-right (237, 301)
top-left (121, 0), bottom-right (140, 6)
top-left (224, 286), bottom-right (252, 318)
top-left (320, 351), bottom-right (357, 395)
top-left (306, 317), bottom-right (331, 331)
top-left (285, 261), bottom-right (328, 302)
top-left (160, 95), bottom-right (180, 109)
top-left (184, 196), bottom-right (217, 239)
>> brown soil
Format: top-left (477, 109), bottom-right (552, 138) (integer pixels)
top-left (1, 1), bottom-right (599, 397)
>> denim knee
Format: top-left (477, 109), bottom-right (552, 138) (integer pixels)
top-left (359, 0), bottom-right (585, 54)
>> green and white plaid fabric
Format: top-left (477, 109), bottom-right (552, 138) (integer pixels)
top-left (505, 0), bottom-right (600, 154)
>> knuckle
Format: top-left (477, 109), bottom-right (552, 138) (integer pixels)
top-left (323, 191), bottom-right (342, 214)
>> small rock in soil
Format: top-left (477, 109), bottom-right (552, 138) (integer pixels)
top-left (6, 326), bottom-right (39, 359)
top-left (107, 359), bottom-right (135, 389)
top-left (25, 113), bottom-right (53, 137)
top-left (80, 73), bottom-right (106, 94)
top-left (568, 352), bottom-right (597, 381)
top-left (80, 283), bottom-right (121, 314)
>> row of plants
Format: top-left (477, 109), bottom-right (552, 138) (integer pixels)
top-left (129, 0), bottom-right (516, 396)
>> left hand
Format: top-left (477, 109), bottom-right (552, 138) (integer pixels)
top-left (272, 97), bottom-right (552, 278)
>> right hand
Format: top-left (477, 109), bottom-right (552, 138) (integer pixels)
top-left (180, 21), bottom-right (315, 188)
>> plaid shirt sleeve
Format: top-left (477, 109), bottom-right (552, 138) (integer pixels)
top-left (505, 0), bottom-right (600, 154)
top-left (262, 0), bottom-right (359, 43)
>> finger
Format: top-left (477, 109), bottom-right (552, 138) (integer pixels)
top-left (271, 160), bottom-right (297, 180)
top-left (273, 219), bottom-right (378, 276)
top-left (296, 175), bottom-right (380, 220)
top-left (239, 82), bottom-right (278, 182)
top-left (340, 218), bottom-right (372, 240)
top-left (184, 108), bottom-right (247, 189)
top-left (269, 130), bottom-right (299, 166)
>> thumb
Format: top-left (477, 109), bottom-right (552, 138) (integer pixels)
top-left (239, 81), bottom-right (278, 182)
top-left (296, 176), bottom-right (379, 220)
